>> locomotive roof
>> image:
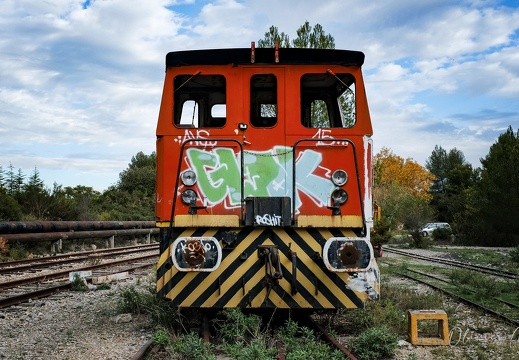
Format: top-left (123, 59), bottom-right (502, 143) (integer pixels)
top-left (165, 48), bottom-right (365, 68)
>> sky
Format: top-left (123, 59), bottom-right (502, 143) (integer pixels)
top-left (1, 0), bottom-right (518, 192)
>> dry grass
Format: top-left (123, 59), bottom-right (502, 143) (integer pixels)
top-left (0, 237), bottom-right (8, 255)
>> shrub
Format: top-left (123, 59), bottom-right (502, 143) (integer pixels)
top-left (171, 332), bottom-right (216, 360)
top-left (433, 227), bottom-right (452, 241)
top-left (0, 237), bottom-right (8, 259)
top-left (70, 273), bottom-right (88, 291)
top-left (152, 328), bottom-right (171, 347)
top-left (510, 246), bottom-right (519, 264)
top-left (351, 326), bottom-right (397, 360)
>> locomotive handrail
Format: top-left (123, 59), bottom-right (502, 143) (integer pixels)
top-left (171, 138), bottom-right (244, 228)
top-left (291, 138), bottom-right (366, 234)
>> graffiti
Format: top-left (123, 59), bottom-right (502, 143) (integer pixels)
top-left (255, 214), bottom-right (282, 226)
top-left (312, 129), bottom-right (349, 146)
top-left (174, 129), bottom-right (217, 147)
top-left (184, 146), bottom-right (335, 211)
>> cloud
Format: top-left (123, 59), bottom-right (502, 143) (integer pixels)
top-left (0, 0), bottom-right (518, 191)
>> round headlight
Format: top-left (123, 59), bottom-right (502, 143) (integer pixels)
top-left (331, 189), bottom-right (348, 205)
top-left (181, 189), bottom-right (197, 205)
top-left (181, 170), bottom-right (197, 186)
top-left (332, 169), bottom-right (348, 186)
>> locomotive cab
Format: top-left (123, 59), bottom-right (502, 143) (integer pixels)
top-left (156, 46), bottom-right (380, 310)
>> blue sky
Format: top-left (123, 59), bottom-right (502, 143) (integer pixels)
top-left (1, 0), bottom-right (518, 191)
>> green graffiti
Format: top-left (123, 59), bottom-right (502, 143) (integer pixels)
top-left (186, 148), bottom-right (241, 205)
top-left (185, 146), bottom-right (333, 209)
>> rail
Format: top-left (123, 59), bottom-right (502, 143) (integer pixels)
top-left (0, 221), bottom-right (158, 251)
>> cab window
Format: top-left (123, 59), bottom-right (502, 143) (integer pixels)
top-left (250, 74), bottom-right (277, 127)
top-left (301, 73), bottom-right (356, 128)
top-left (174, 74), bottom-right (226, 128)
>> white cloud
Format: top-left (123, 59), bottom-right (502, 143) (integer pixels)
top-left (0, 0), bottom-right (518, 191)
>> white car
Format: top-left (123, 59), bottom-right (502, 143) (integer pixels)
top-left (420, 222), bottom-right (452, 237)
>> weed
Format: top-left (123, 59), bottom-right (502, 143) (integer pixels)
top-left (171, 332), bottom-right (216, 360)
top-left (216, 308), bottom-right (263, 343)
top-left (0, 237), bottom-right (8, 255)
top-left (70, 273), bottom-right (87, 291)
top-left (8, 242), bottom-right (31, 260)
top-left (96, 282), bottom-right (111, 290)
top-left (116, 285), bottom-right (179, 329)
top-left (224, 336), bottom-right (276, 360)
top-left (151, 328), bottom-right (171, 347)
top-left (117, 286), bottom-right (155, 314)
top-left (276, 319), bottom-right (346, 360)
top-left (350, 326), bottom-right (397, 360)
top-left (339, 283), bottom-right (443, 335)
top-left (510, 246), bottom-right (519, 264)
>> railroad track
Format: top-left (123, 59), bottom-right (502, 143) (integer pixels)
top-left (385, 247), bottom-right (517, 279)
top-left (398, 269), bottom-right (519, 328)
top-left (386, 247), bottom-right (519, 327)
top-left (0, 243), bottom-right (158, 275)
top-left (131, 312), bottom-right (359, 360)
top-left (0, 247), bottom-right (158, 309)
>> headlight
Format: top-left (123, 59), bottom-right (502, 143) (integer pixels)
top-left (181, 170), bottom-right (197, 186)
top-left (181, 189), bottom-right (197, 204)
top-left (332, 189), bottom-right (348, 205)
top-left (331, 169), bottom-right (348, 186)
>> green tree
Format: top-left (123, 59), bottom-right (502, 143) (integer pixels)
top-left (96, 151), bottom-right (156, 220)
top-left (477, 126), bottom-right (519, 246)
top-left (0, 192), bottom-right (22, 220)
top-left (0, 165), bottom-right (5, 193)
top-left (426, 146), bottom-right (480, 236)
top-left (63, 185), bottom-right (101, 221)
top-left (257, 25), bottom-right (290, 48)
top-left (258, 21), bottom-right (353, 127)
top-left (425, 145), bottom-right (448, 192)
top-left (292, 21), bottom-right (335, 49)
top-left (19, 167), bottom-right (50, 220)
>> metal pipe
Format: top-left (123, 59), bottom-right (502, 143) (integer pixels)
top-left (1, 228), bottom-right (159, 242)
top-left (0, 221), bottom-right (155, 234)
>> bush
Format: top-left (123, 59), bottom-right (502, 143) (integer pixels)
top-left (433, 227), bottom-right (452, 241)
top-left (510, 246), bottom-right (519, 264)
top-left (351, 326), bottom-right (397, 360)
top-left (171, 332), bottom-right (216, 360)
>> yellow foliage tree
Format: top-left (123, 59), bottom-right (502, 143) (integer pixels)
top-left (374, 147), bottom-right (435, 202)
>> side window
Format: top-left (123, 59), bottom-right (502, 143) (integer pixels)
top-left (300, 73), bottom-right (356, 128)
top-left (250, 74), bottom-right (277, 127)
top-left (174, 74), bottom-right (226, 128)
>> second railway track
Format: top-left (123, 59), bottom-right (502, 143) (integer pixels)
top-left (0, 245), bottom-right (159, 309)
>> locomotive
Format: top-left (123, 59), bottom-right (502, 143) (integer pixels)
top-left (155, 44), bottom-right (380, 310)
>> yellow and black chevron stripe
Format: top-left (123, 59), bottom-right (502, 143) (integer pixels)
top-left (156, 226), bottom-right (375, 309)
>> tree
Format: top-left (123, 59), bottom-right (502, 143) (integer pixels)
top-left (292, 22), bottom-right (335, 49)
top-left (258, 22), bottom-right (354, 127)
top-left (257, 25), bottom-right (290, 48)
top-left (118, 151), bottom-right (156, 196)
top-left (19, 167), bottom-right (50, 220)
top-left (63, 185), bottom-right (101, 221)
top-left (0, 165), bottom-right (5, 193)
top-left (374, 148), bottom-right (434, 201)
top-left (425, 145), bottom-right (448, 192)
top-left (373, 148), bottom-right (435, 230)
top-left (0, 192), bottom-right (22, 220)
top-left (477, 126), bottom-right (519, 246)
top-left (96, 151), bottom-right (156, 220)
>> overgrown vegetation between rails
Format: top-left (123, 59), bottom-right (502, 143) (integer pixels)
top-left (110, 256), bottom-right (519, 359)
